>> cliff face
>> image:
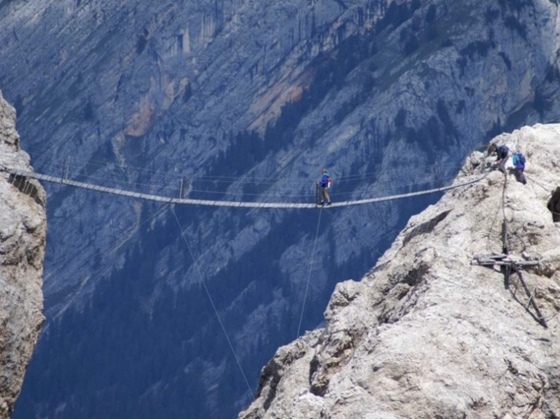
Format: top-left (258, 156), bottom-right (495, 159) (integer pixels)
top-left (0, 90), bottom-right (46, 418)
top-left (240, 124), bottom-right (560, 419)
top-left (1, 0), bottom-right (560, 417)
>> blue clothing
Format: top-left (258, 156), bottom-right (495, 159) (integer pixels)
top-left (320, 173), bottom-right (330, 188)
top-left (512, 153), bottom-right (525, 169)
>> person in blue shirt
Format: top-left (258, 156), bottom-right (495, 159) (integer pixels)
top-left (512, 150), bottom-right (527, 184)
top-left (319, 168), bottom-right (332, 206)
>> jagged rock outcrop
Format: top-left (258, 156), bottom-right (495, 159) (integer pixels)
top-left (0, 90), bottom-right (46, 418)
top-left (240, 124), bottom-right (560, 419)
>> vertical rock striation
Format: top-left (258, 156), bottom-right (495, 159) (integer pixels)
top-left (241, 124), bottom-right (560, 419)
top-left (0, 89), bottom-right (46, 418)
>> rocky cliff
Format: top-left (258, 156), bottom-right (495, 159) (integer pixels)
top-left (0, 90), bottom-right (46, 418)
top-left (240, 124), bottom-right (560, 419)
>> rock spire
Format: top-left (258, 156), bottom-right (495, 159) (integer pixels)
top-left (0, 89), bottom-right (46, 418)
top-left (241, 124), bottom-right (560, 419)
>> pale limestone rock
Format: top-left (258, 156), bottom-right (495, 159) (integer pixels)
top-left (241, 124), bottom-right (560, 419)
top-left (0, 89), bottom-right (46, 418)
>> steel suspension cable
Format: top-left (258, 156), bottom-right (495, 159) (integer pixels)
top-left (297, 207), bottom-right (323, 338)
top-left (170, 205), bottom-right (254, 399)
top-left (3, 167), bottom-right (489, 209)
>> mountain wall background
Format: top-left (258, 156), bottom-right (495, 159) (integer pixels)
top-left (0, 0), bottom-right (559, 417)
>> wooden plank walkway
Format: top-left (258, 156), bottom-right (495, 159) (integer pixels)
top-left (5, 168), bottom-right (487, 209)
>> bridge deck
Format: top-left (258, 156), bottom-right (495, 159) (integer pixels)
top-left (6, 169), bottom-right (485, 209)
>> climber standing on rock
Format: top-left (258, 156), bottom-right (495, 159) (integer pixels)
top-left (488, 143), bottom-right (509, 173)
top-left (512, 150), bottom-right (527, 185)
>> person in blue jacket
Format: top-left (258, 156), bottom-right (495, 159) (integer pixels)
top-left (512, 150), bottom-right (527, 184)
top-left (319, 168), bottom-right (332, 206)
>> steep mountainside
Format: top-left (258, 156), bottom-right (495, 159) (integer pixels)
top-left (0, 90), bottom-right (46, 418)
top-left (241, 124), bottom-right (560, 419)
top-left (0, 0), bottom-right (559, 417)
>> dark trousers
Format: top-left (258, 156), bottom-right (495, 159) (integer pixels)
top-left (515, 168), bottom-right (527, 184)
top-left (498, 158), bottom-right (507, 173)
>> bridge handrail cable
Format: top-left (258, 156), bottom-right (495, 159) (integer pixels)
top-left (4, 168), bottom-right (487, 209)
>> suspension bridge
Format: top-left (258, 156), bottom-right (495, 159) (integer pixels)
top-left (1, 162), bottom-right (495, 400)
top-left (4, 167), bottom-right (487, 209)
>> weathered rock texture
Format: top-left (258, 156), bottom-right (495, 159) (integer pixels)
top-left (0, 90), bottom-right (46, 418)
top-left (241, 124), bottom-right (560, 419)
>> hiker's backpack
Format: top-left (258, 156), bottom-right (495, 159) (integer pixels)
top-left (497, 145), bottom-right (509, 159)
top-left (514, 152), bottom-right (526, 167)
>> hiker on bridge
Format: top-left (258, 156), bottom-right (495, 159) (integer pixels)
top-left (488, 143), bottom-right (509, 173)
top-left (319, 168), bottom-right (332, 206)
top-left (512, 150), bottom-right (527, 184)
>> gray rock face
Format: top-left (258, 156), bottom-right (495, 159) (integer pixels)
top-left (0, 90), bottom-right (46, 418)
top-left (1, 0), bottom-right (560, 417)
top-left (240, 124), bottom-right (560, 419)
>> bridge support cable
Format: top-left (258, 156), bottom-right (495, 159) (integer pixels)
top-left (297, 207), bottom-right (324, 338)
top-left (170, 206), bottom-right (255, 399)
top-left (474, 171), bottom-right (547, 328)
top-left (2, 167), bottom-right (488, 210)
